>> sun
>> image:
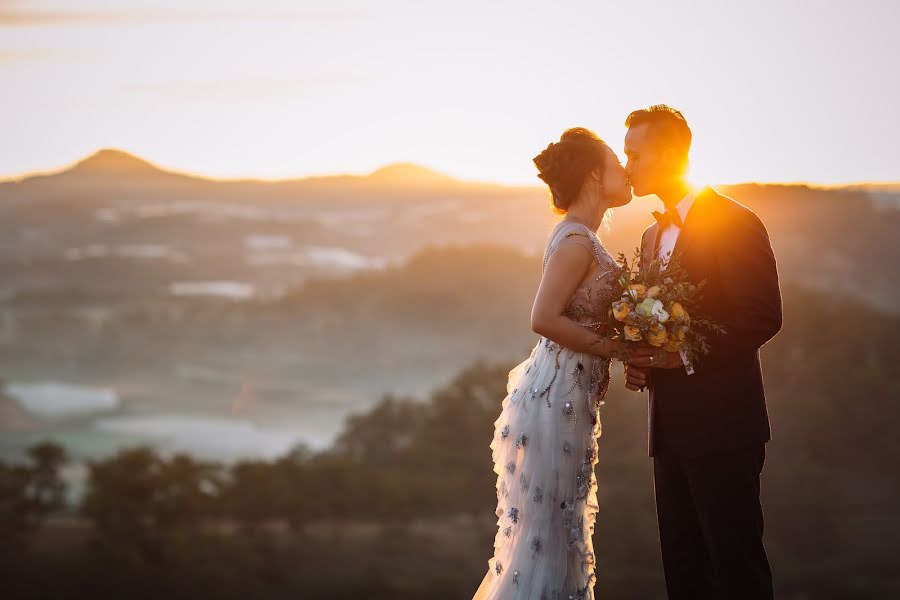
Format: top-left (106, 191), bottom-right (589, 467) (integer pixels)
top-left (685, 156), bottom-right (714, 189)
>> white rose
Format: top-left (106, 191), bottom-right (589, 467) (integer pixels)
top-left (651, 301), bottom-right (670, 323)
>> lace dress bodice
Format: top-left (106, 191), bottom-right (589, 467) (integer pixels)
top-left (541, 220), bottom-right (621, 331)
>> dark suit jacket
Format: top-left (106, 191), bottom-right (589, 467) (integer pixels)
top-left (639, 186), bottom-right (783, 458)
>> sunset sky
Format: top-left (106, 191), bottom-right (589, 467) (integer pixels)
top-left (2, 0), bottom-right (898, 185)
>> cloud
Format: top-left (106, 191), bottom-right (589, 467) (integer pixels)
top-left (0, 9), bottom-right (131, 25)
top-left (0, 7), bottom-right (363, 27)
top-left (129, 75), bottom-right (357, 103)
top-left (0, 48), bottom-right (40, 61)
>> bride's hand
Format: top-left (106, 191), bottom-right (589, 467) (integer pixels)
top-left (627, 344), bottom-right (682, 369)
top-left (594, 337), bottom-right (626, 360)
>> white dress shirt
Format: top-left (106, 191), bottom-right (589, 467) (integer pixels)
top-left (655, 187), bottom-right (700, 374)
top-left (656, 187), bottom-right (700, 268)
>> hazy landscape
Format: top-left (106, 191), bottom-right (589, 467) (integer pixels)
top-left (0, 149), bottom-right (898, 598)
top-left (3, 0), bottom-right (900, 596)
top-left (2, 149), bottom-right (899, 464)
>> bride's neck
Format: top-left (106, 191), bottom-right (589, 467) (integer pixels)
top-left (564, 197), bottom-right (607, 232)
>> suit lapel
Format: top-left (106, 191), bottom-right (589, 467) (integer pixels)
top-left (641, 223), bottom-right (659, 271)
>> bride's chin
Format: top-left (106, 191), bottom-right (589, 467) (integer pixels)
top-left (614, 190), bottom-right (632, 207)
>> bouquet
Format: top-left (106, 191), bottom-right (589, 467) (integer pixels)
top-left (608, 249), bottom-right (724, 370)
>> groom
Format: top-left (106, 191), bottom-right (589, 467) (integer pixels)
top-left (622, 105), bottom-right (782, 599)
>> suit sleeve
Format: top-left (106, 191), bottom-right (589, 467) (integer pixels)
top-left (693, 208), bottom-right (783, 371)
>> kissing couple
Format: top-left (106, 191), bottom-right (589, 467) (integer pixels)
top-left (473, 104), bottom-right (783, 600)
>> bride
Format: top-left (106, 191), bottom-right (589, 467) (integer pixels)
top-left (472, 127), bottom-right (632, 600)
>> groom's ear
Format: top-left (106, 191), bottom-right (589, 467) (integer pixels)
top-left (660, 147), bottom-right (676, 164)
top-left (661, 147), bottom-right (688, 175)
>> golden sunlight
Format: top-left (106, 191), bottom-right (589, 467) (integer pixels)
top-left (0, 1), bottom-right (897, 185)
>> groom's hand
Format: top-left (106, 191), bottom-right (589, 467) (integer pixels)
top-left (624, 363), bottom-right (650, 391)
top-left (628, 346), bottom-right (682, 369)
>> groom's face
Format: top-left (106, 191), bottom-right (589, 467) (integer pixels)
top-left (624, 123), bottom-right (671, 197)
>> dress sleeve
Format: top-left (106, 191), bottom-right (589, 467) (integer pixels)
top-left (543, 232), bottom-right (598, 268)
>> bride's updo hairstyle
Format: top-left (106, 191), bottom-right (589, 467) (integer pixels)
top-left (533, 127), bottom-right (608, 214)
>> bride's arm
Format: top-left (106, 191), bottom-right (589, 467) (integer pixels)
top-left (530, 241), bottom-right (623, 359)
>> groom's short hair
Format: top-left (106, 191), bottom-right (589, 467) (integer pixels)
top-left (625, 105), bottom-right (692, 157)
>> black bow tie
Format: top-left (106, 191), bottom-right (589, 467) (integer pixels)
top-left (652, 209), bottom-right (683, 229)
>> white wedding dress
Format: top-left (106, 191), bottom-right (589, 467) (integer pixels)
top-left (472, 220), bottom-right (620, 600)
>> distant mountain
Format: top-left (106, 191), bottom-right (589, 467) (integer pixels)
top-left (66, 149), bottom-right (166, 177)
top-left (367, 162), bottom-right (459, 186)
top-left (8, 148), bottom-right (900, 195)
top-left (10, 149), bottom-right (469, 189)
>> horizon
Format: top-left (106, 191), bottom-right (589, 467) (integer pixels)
top-left (3, 146), bottom-right (899, 189)
top-left (2, 1), bottom-right (899, 186)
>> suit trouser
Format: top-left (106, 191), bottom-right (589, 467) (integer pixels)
top-left (652, 444), bottom-right (774, 600)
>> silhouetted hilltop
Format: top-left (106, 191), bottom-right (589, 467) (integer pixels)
top-left (367, 162), bottom-right (458, 186)
top-left (67, 149), bottom-right (164, 177)
top-left (10, 150), bottom-right (469, 188)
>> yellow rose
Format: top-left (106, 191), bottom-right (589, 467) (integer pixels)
top-left (624, 325), bottom-right (642, 341)
top-left (669, 302), bottom-right (690, 324)
top-left (646, 324), bottom-right (668, 347)
top-left (663, 336), bottom-right (681, 353)
top-left (626, 284), bottom-right (647, 301)
top-left (611, 301), bottom-right (630, 322)
top-left (646, 285), bottom-right (661, 299)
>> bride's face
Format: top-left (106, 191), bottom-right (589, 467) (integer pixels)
top-left (601, 146), bottom-right (633, 208)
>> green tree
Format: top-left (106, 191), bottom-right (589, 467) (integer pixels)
top-left (0, 440), bottom-right (69, 554)
top-left (24, 441), bottom-right (69, 516)
top-left (151, 452), bottom-right (223, 532)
